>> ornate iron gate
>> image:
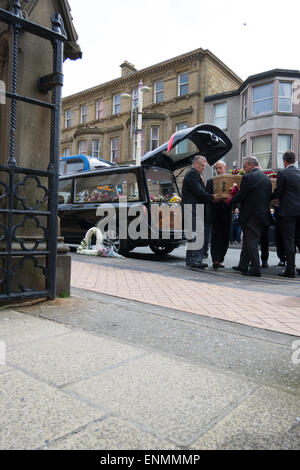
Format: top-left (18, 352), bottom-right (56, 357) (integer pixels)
top-left (0, 2), bottom-right (66, 302)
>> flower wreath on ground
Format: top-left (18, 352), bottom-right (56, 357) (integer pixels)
top-left (76, 227), bottom-right (124, 258)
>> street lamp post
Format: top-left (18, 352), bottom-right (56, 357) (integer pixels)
top-left (121, 80), bottom-right (150, 166)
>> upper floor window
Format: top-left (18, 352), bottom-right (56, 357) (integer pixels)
top-left (277, 134), bottom-right (292, 168)
top-left (242, 91), bottom-right (248, 121)
top-left (278, 82), bottom-right (292, 112)
top-left (96, 99), bottom-right (103, 119)
top-left (213, 102), bottom-right (227, 129)
top-left (252, 83), bottom-right (273, 115)
top-left (178, 73), bottom-right (189, 96)
top-left (65, 109), bottom-right (72, 129)
top-left (110, 136), bottom-right (120, 163)
top-left (154, 80), bottom-right (164, 103)
top-left (80, 104), bottom-right (87, 124)
top-left (241, 140), bottom-right (247, 159)
top-left (150, 126), bottom-right (160, 151)
top-left (251, 134), bottom-right (272, 169)
top-left (175, 122), bottom-right (188, 154)
top-left (113, 94), bottom-right (121, 115)
top-left (78, 140), bottom-right (87, 155)
top-left (62, 147), bottom-right (71, 157)
top-left (92, 139), bottom-right (101, 158)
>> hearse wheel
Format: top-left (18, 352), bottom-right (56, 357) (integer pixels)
top-left (149, 245), bottom-right (175, 255)
top-left (103, 230), bottom-right (130, 256)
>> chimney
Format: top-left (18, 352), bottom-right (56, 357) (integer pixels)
top-left (120, 61), bottom-right (137, 77)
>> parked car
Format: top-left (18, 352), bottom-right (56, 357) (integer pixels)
top-left (58, 124), bottom-right (232, 255)
top-left (59, 154), bottom-right (117, 176)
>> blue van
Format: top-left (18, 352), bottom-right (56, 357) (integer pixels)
top-left (59, 154), bottom-right (117, 176)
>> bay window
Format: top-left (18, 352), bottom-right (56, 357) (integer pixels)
top-left (251, 135), bottom-right (272, 169)
top-left (252, 83), bottom-right (273, 115)
top-left (278, 82), bottom-right (292, 112)
top-left (277, 134), bottom-right (292, 168)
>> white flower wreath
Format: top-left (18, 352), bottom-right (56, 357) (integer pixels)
top-left (77, 227), bottom-right (104, 255)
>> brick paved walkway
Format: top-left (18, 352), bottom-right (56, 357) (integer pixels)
top-left (71, 260), bottom-right (300, 337)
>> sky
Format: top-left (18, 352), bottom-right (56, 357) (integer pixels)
top-left (62, 0), bottom-right (300, 97)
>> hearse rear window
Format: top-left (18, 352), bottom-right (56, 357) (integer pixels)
top-left (58, 178), bottom-right (72, 204)
top-left (74, 172), bottom-right (140, 203)
top-left (145, 168), bottom-right (175, 198)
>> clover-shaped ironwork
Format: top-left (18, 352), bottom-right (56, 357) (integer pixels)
top-left (10, 255), bottom-right (46, 293)
top-left (12, 214), bottom-right (47, 251)
top-left (14, 175), bottom-right (49, 211)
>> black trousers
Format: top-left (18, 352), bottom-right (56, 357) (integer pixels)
top-left (260, 226), bottom-right (269, 264)
top-left (278, 216), bottom-right (300, 274)
top-left (239, 215), bottom-right (265, 273)
top-left (210, 210), bottom-right (231, 262)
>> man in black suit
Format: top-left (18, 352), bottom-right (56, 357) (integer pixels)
top-left (272, 150), bottom-right (300, 278)
top-left (231, 156), bottom-right (272, 277)
top-left (182, 155), bottom-right (221, 269)
top-left (206, 160), bottom-right (232, 268)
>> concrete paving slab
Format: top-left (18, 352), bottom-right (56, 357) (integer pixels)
top-left (65, 353), bottom-right (257, 445)
top-left (190, 386), bottom-right (300, 450)
top-left (0, 369), bottom-right (104, 450)
top-left (0, 309), bottom-right (72, 348)
top-left (45, 416), bottom-right (178, 450)
top-left (8, 331), bottom-right (146, 387)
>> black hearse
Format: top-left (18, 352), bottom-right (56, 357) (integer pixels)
top-left (58, 124), bottom-right (232, 255)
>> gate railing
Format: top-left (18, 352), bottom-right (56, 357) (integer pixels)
top-left (0, 1), bottom-right (66, 302)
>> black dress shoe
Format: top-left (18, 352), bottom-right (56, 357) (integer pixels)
top-left (261, 262), bottom-right (268, 268)
top-left (297, 269), bottom-right (300, 275)
top-left (242, 271), bottom-right (261, 277)
top-left (232, 265), bottom-right (242, 271)
top-left (278, 261), bottom-right (286, 267)
top-left (278, 271), bottom-right (296, 278)
top-left (187, 262), bottom-right (208, 270)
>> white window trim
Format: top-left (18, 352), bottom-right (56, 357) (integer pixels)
top-left (78, 140), bottom-right (87, 155)
top-left (80, 104), bottom-right (87, 124)
top-left (278, 82), bottom-right (293, 113)
top-left (213, 102), bottom-right (227, 130)
top-left (242, 91), bottom-right (248, 121)
top-left (178, 73), bottom-right (189, 96)
top-left (154, 80), bottom-right (164, 103)
top-left (65, 109), bottom-right (71, 129)
top-left (96, 99), bottom-right (103, 119)
top-left (110, 136), bottom-right (120, 162)
top-left (150, 126), bottom-right (160, 151)
top-left (252, 83), bottom-right (274, 115)
top-left (113, 94), bottom-right (121, 115)
top-left (92, 139), bottom-right (101, 158)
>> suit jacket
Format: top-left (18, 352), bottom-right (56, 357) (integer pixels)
top-left (272, 165), bottom-right (300, 217)
top-left (231, 168), bottom-right (272, 228)
top-left (181, 168), bottom-right (214, 206)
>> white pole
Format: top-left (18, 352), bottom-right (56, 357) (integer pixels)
top-left (135, 80), bottom-right (144, 166)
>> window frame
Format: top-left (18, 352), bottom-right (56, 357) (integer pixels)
top-left (251, 134), bottom-right (272, 169)
top-left (95, 99), bottom-right (103, 119)
top-left (154, 80), bottom-right (164, 103)
top-left (80, 104), bottom-right (87, 124)
top-left (64, 109), bottom-right (72, 129)
top-left (150, 126), bottom-right (160, 151)
top-left (92, 139), bottom-right (101, 158)
top-left (178, 72), bottom-right (189, 97)
top-left (278, 81), bottom-right (293, 113)
top-left (110, 136), bottom-right (120, 163)
top-left (252, 82), bottom-right (274, 116)
top-left (112, 94), bottom-right (121, 115)
top-left (78, 140), bottom-right (88, 155)
top-left (213, 102), bottom-right (227, 130)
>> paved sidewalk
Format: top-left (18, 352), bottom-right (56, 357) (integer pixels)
top-left (71, 258), bottom-right (300, 337)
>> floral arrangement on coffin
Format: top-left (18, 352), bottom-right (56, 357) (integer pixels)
top-left (229, 168), bottom-right (245, 175)
top-left (264, 170), bottom-right (278, 179)
top-left (150, 193), bottom-right (181, 205)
